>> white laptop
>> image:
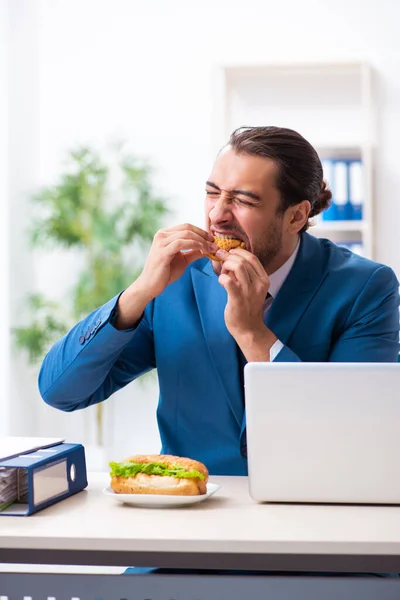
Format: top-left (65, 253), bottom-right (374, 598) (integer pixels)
top-left (244, 362), bottom-right (400, 505)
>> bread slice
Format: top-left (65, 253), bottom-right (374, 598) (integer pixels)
top-left (110, 454), bottom-right (209, 496)
top-left (111, 473), bottom-right (204, 495)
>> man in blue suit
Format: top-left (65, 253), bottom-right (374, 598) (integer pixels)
top-left (39, 126), bottom-right (400, 478)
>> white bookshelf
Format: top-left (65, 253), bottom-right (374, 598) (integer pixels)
top-left (211, 62), bottom-right (375, 259)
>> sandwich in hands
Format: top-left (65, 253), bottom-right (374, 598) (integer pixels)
top-left (109, 454), bottom-right (209, 496)
top-left (205, 235), bottom-right (246, 261)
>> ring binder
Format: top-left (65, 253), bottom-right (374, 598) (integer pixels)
top-left (0, 439), bottom-right (88, 516)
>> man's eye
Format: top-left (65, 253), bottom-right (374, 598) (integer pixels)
top-left (236, 198), bottom-right (255, 207)
top-left (206, 191), bottom-right (219, 196)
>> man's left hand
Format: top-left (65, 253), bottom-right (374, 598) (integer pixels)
top-left (217, 248), bottom-right (277, 361)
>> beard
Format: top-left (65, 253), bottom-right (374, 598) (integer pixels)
top-left (211, 217), bottom-right (283, 276)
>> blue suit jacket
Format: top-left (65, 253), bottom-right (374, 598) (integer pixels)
top-left (39, 233), bottom-right (400, 475)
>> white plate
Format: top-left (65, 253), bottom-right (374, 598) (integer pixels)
top-left (103, 483), bottom-right (221, 508)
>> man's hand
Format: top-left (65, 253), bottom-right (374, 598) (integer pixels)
top-left (136, 223), bottom-right (217, 299)
top-left (217, 248), bottom-right (277, 361)
top-left (115, 224), bottom-right (217, 329)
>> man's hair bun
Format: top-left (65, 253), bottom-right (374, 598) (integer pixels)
top-left (309, 180), bottom-right (333, 217)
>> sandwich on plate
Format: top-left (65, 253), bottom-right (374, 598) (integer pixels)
top-left (109, 454), bottom-right (209, 496)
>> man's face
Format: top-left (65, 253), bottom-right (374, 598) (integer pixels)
top-left (205, 147), bottom-right (284, 275)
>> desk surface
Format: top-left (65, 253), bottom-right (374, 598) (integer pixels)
top-left (1, 473), bottom-right (400, 572)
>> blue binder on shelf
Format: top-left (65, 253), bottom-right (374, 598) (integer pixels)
top-left (338, 241), bottom-right (365, 256)
top-left (321, 158), bottom-right (364, 222)
top-left (0, 437), bottom-right (88, 516)
top-left (322, 159), bottom-right (350, 221)
top-left (348, 159), bottom-right (363, 220)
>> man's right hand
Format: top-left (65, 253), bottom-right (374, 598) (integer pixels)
top-left (114, 224), bottom-right (217, 329)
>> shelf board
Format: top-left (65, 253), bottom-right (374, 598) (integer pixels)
top-left (310, 220), bottom-right (367, 233)
top-left (224, 62), bottom-right (367, 79)
top-left (316, 146), bottom-right (363, 160)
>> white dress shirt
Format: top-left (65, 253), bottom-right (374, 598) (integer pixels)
top-left (263, 238), bottom-right (300, 361)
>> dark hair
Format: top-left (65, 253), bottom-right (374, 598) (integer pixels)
top-left (227, 126), bottom-right (332, 233)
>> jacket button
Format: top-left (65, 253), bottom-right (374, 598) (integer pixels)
top-left (79, 336), bottom-right (85, 345)
top-left (84, 330), bottom-right (91, 340)
top-left (241, 445), bottom-right (247, 458)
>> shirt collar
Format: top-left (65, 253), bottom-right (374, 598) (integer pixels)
top-left (268, 237), bottom-right (300, 299)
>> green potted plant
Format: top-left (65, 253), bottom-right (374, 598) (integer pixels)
top-left (13, 142), bottom-right (168, 447)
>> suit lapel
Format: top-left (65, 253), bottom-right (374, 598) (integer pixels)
top-left (191, 260), bottom-right (244, 428)
top-left (266, 233), bottom-right (329, 345)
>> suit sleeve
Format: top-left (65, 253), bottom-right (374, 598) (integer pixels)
top-left (273, 265), bottom-right (400, 363)
top-left (38, 294), bottom-right (156, 412)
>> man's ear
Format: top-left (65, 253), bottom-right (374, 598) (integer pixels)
top-left (286, 200), bottom-right (311, 233)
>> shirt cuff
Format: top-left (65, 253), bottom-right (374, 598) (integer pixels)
top-left (270, 339), bottom-right (284, 361)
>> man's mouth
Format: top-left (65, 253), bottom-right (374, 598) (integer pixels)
top-left (211, 230), bottom-right (246, 243)
top-left (214, 234), bottom-right (239, 240)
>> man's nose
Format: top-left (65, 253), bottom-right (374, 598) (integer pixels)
top-left (208, 194), bottom-right (233, 223)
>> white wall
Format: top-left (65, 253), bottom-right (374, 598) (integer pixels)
top-left (0, 0), bottom-right (10, 436)
top-left (6, 0), bottom-right (400, 465)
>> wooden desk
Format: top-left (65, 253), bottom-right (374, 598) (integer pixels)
top-left (1, 472), bottom-right (400, 573)
top-left (1, 473), bottom-right (400, 599)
